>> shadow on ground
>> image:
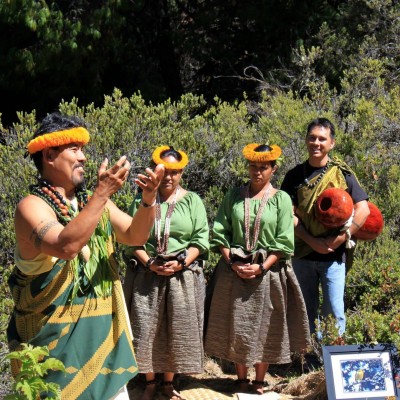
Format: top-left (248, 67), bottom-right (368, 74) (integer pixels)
top-left (127, 356), bottom-right (327, 399)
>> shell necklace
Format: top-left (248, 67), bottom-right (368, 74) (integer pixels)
top-left (244, 183), bottom-right (271, 251)
top-left (155, 186), bottom-right (180, 254)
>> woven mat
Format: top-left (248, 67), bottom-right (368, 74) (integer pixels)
top-left (180, 383), bottom-right (234, 400)
top-left (180, 384), bottom-right (287, 400)
top-left (236, 392), bottom-right (282, 399)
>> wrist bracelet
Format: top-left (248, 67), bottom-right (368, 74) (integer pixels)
top-left (228, 258), bottom-right (234, 269)
top-left (258, 263), bottom-right (267, 274)
top-left (140, 198), bottom-right (156, 208)
top-left (145, 257), bottom-right (155, 268)
top-left (180, 259), bottom-right (187, 269)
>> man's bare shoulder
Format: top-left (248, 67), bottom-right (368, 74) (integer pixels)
top-left (17, 193), bottom-right (46, 206)
top-left (14, 195), bottom-right (57, 240)
top-left (15, 194), bottom-right (61, 254)
top-left (16, 194), bottom-right (56, 221)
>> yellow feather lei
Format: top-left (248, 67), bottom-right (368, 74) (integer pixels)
top-left (27, 127), bottom-right (90, 154)
top-left (152, 145), bottom-right (189, 169)
top-left (242, 143), bottom-right (282, 162)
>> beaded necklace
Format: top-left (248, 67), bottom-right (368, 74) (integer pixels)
top-left (30, 179), bottom-right (112, 299)
top-left (244, 183), bottom-right (271, 251)
top-left (155, 187), bottom-right (180, 254)
top-left (30, 179), bottom-right (88, 224)
top-left (302, 161), bottom-right (330, 189)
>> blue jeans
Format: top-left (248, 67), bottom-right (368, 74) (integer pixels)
top-left (292, 258), bottom-right (346, 336)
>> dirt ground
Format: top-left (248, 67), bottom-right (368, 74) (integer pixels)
top-left (0, 353), bottom-right (327, 399)
top-left (127, 356), bottom-right (327, 400)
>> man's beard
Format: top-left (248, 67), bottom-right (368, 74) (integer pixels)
top-left (72, 164), bottom-right (85, 190)
top-left (72, 175), bottom-right (86, 190)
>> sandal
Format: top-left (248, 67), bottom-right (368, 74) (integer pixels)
top-left (235, 378), bottom-right (250, 393)
top-left (251, 380), bottom-right (267, 395)
top-left (141, 379), bottom-right (157, 400)
top-left (161, 381), bottom-right (186, 400)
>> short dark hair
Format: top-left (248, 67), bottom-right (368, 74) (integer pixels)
top-left (306, 118), bottom-right (335, 139)
top-left (160, 147), bottom-right (182, 162)
top-left (31, 112), bottom-right (85, 173)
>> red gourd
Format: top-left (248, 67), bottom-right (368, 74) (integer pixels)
top-left (315, 188), bottom-right (354, 228)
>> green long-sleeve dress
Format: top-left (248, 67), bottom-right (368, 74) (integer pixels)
top-left (123, 191), bottom-right (209, 373)
top-left (204, 188), bottom-right (310, 366)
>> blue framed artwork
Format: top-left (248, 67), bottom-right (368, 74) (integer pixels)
top-left (322, 344), bottom-right (400, 400)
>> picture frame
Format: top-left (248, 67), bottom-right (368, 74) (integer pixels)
top-left (322, 344), bottom-right (400, 400)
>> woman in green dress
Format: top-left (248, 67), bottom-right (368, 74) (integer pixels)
top-left (204, 144), bottom-right (310, 395)
top-left (124, 145), bottom-right (209, 400)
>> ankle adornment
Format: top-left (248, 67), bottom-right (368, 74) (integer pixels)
top-left (160, 381), bottom-right (174, 386)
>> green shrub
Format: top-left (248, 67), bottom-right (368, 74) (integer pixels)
top-left (4, 344), bottom-right (65, 400)
top-left (1, 84), bottom-right (399, 388)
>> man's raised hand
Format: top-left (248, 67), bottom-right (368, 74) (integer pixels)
top-left (96, 156), bottom-right (131, 197)
top-left (135, 164), bottom-right (165, 205)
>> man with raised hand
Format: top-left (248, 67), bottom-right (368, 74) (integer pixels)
top-left (8, 112), bottom-right (164, 400)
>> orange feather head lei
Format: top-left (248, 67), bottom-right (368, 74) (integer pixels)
top-left (152, 145), bottom-right (189, 169)
top-left (27, 127), bottom-right (90, 154)
top-left (242, 143), bottom-right (282, 162)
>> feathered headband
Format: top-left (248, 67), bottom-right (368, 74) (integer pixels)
top-left (242, 143), bottom-right (282, 162)
top-left (152, 145), bottom-right (189, 169)
top-left (27, 127), bottom-right (90, 154)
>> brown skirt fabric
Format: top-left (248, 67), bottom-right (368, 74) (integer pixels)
top-left (123, 262), bottom-right (205, 373)
top-left (204, 257), bottom-right (310, 366)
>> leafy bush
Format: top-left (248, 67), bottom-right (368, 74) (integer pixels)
top-left (1, 1), bottom-right (399, 393)
top-left (1, 79), bottom-right (399, 388)
top-left (4, 344), bottom-right (65, 400)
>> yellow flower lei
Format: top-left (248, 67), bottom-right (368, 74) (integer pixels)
top-left (27, 127), bottom-right (90, 154)
top-left (242, 143), bottom-right (282, 162)
top-left (152, 145), bottom-right (189, 169)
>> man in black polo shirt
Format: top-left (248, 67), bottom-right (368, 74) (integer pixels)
top-left (281, 118), bottom-right (370, 336)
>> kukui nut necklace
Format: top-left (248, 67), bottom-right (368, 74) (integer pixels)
top-left (30, 179), bottom-right (113, 299)
top-left (244, 183), bottom-right (271, 251)
top-left (155, 186), bottom-right (180, 254)
top-left (30, 179), bottom-right (88, 223)
top-left (302, 161), bottom-right (330, 189)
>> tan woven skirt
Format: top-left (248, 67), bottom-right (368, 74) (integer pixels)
top-left (204, 257), bottom-right (310, 366)
top-left (123, 263), bottom-right (205, 373)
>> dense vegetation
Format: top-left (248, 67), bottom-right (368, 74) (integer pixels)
top-left (0, 0), bottom-right (399, 396)
top-left (1, 1), bottom-right (399, 125)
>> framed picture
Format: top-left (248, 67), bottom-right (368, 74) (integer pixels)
top-left (322, 344), bottom-right (400, 400)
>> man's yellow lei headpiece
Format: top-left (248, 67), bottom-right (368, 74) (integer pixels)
top-left (27, 127), bottom-right (90, 154)
top-left (152, 145), bottom-right (189, 169)
top-left (242, 143), bottom-right (282, 162)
